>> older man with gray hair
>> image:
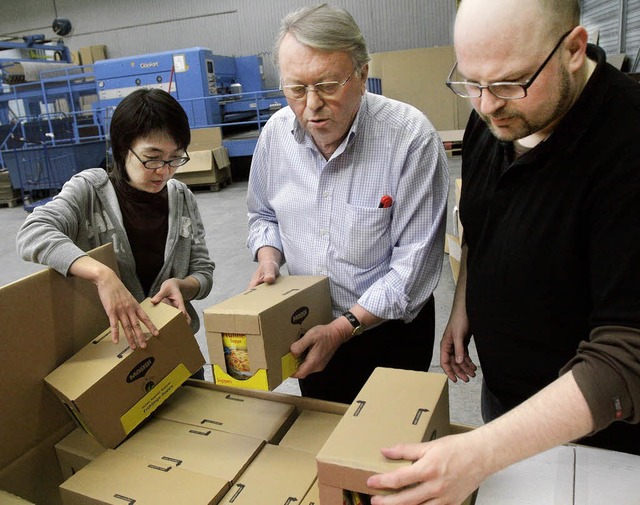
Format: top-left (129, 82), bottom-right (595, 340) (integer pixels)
top-left (246, 3), bottom-right (448, 404)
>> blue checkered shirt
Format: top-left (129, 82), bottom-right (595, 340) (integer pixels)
top-left (247, 92), bottom-right (448, 321)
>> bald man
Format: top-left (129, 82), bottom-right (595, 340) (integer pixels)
top-left (367, 0), bottom-right (640, 503)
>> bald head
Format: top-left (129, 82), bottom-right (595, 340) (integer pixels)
top-left (455, 0), bottom-right (579, 57)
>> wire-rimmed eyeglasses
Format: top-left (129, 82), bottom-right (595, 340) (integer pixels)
top-left (129, 148), bottom-right (190, 170)
top-left (445, 29), bottom-right (573, 100)
top-left (280, 67), bottom-right (356, 101)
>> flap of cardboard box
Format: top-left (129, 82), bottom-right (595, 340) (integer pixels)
top-left (178, 150), bottom-right (213, 174)
top-left (316, 368), bottom-right (450, 493)
top-left (279, 410), bottom-right (343, 455)
top-left (154, 385), bottom-right (296, 442)
top-left (117, 417), bottom-right (264, 484)
top-left (213, 146), bottom-right (230, 168)
top-left (219, 444), bottom-right (317, 504)
top-left (60, 449), bottom-right (229, 504)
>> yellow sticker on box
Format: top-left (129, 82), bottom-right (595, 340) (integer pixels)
top-left (120, 363), bottom-right (191, 435)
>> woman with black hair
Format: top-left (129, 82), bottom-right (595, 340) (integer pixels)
top-left (17, 89), bottom-right (214, 368)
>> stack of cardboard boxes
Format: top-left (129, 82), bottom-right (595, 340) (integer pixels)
top-left (173, 127), bottom-right (232, 190)
top-left (54, 368), bottom-right (461, 505)
top-left (4, 244), bottom-right (640, 503)
top-left (0, 169), bottom-right (20, 205)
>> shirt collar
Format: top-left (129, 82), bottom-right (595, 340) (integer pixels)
top-left (290, 93), bottom-right (367, 156)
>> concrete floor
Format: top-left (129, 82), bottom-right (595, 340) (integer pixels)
top-left (0, 155), bottom-right (483, 427)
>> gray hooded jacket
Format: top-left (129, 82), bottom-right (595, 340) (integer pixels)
top-left (16, 168), bottom-right (215, 334)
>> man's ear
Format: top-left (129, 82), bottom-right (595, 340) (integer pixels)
top-left (359, 63), bottom-right (369, 93)
top-left (565, 26), bottom-right (589, 73)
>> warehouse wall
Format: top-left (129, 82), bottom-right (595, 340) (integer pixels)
top-left (581, 0), bottom-right (640, 70)
top-left (0, 0), bottom-right (456, 87)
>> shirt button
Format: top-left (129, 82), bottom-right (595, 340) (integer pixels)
top-left (322, 191), bottom-right (329, 198)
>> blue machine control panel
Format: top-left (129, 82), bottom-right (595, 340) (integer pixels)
top-left (93, 47), bottom-right (268, 127)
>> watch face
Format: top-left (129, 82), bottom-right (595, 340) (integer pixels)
top-left (352, 324), bottom-right (365, 336)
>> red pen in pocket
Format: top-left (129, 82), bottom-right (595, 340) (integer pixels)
top-left (378, 195), bottom-right (393, 208)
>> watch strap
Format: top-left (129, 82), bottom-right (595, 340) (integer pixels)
top-left (342, 310), bottom-right (366, 336)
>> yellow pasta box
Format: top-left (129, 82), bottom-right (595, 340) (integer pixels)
top-left (205, 276), bottom-right (332, 391)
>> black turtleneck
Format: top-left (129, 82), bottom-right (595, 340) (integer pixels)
top-left (113, 178), bottom-right (169, 296)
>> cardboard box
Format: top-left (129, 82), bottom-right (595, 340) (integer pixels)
top-left (44, 298), bottom-right (205, 448)
top-left (475, 445), bottom-right (575, 504)
top-left (154, 385), bottom-right (296, 443)
top-left (116, 417), bottom-right (264, 484)
top-left (78, 45), bottom-right (107, 66)
top-left (60, 449), bottom-right (228, 505)
top-left (174, 147), bottom-right (231, 187)
top-left (90, 45), bottom-right (107, 62)
top-left (218, 444), bottom-right (317, 504)
top-left (54, 428), bottom-right (106, 480)
top-left (190, 127), bottom-right (223, 151)
top-left (574, 445), bottom-right (640, 504)
top-left (205, 275), bottom-right (332, 391)
top-left (316, 368), bottom-right (450, 499)
top-left (446, 233), bottom-right (462, 284)
top-left (300, 481), bottom-right (320, 505)
top-left (368, 46), bottom-right (472, 131)
top-left (279, 410), bottom-right (343, 455)
top-left (0, 490), bottom-right (34, 504)
top-left (0, 244), bottom-right (116, 504)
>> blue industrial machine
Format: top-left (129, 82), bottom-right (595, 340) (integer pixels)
top-left (93, 48), bottom-right (287, 155)
top-left (0, 44), bottom-right (289, 209)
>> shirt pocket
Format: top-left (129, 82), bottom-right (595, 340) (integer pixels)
top-left (337, 203), bottom-right (392, 268)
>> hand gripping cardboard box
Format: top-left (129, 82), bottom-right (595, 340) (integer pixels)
top-left (316, 367), bottom-right (451, 501)
top-left (44, 298), bottom-right (205, 449)
top-left (205, 275), bottom-right (332, 391)
top-left (60, 449), bottom-right (228, 505)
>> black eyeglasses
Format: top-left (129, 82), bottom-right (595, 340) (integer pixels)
top-left (446, 29), bottom-right (573, 100)
top-left (129, 148), bottom-right (190, 170)
top-left (280, 68), bottom-right (356, 101)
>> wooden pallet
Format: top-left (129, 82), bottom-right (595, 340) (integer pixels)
top-left (188, 177), bottom-right (232, 193)
top-left (0, 197), bottom-right (21, 208)
top-left (439, 129), bottom-right (464, 157)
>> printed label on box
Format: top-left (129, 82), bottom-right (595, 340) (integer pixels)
top-left (120, 363), bottom-right (191, 434)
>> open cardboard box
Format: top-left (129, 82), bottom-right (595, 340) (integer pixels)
top-left (204, 275), bottom-right (332, 391)
top-left (174, 146), bottom-right (231, 187)
top-left (44, 298), bottom-right (205, 449)
top-left (0, 244), bottom-right (117, 504)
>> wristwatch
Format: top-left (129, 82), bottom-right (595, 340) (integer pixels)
top-left (342, 310), bottom-right (366, 336)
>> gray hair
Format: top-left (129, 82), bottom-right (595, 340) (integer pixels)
top-left (273, 3), bottom-right (370, 72)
